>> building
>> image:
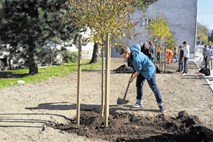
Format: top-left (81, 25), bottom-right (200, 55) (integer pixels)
top-left (112, 0), bottom-right (197, 58)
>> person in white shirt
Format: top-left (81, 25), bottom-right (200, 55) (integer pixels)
top-left (182, 41), bottom-right (190, 75)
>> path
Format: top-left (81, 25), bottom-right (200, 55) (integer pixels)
top-left (194, 45), bottom-right (213, 91)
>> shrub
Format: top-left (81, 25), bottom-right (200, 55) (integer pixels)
top-left (63, 50), bottom-right (78, 63)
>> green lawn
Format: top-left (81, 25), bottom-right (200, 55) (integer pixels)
top-left (0, 60), bottom-right (102, 89)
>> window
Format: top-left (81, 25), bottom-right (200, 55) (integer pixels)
top-left (140, 18), bottom-right (151, 27)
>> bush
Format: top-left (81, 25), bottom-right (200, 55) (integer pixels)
top-left (63, 50), bottom-right (78, 63)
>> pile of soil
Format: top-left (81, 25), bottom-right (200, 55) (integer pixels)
top-left (50, 110), bottom-right (213, 142)
top-left (113, 64), bottom-right (133, 73)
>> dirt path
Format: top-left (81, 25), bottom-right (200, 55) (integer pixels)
top-left (0, 58), bottom-right (212, 142)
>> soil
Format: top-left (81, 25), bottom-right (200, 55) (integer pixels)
top-left (52, 110), bottom-right (213, 142)
top-left (0, 58), bottom-right (213, 142)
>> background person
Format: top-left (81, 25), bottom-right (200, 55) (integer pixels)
top-left (141, 42), bottom-right (154, 62)
top-left (203, 45), bottom-right (209, 68)
top-left (182, 41), bottom-right (190, 75)
top-left (173, 46), bottom-right (178, 62)
top-left (177, 46), bottom-right (184, 72)
top-left (166, 49), bottom-right (173, 63)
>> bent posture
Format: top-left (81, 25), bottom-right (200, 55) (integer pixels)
top-left (120, 44), bottom-right (166, 113)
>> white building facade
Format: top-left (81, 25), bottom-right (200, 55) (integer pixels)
top-left (112, 0), bottom-right (197, 58)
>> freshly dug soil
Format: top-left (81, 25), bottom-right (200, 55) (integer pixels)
top-left (50, 110), bottom-right (213, 142)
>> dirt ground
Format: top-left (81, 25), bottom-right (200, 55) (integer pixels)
top-left (53, 110), bottom-right (213, 142)
top-left (0, 58), bottom-right (213, 142)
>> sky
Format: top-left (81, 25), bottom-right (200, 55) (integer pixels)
top-left (197, 0), bottom-right (213, 30)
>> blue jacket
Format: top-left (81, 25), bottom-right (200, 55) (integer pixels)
top-left (130, 44), bottom-right (155, 80)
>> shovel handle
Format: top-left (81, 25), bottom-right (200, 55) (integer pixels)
top-left (123, 73), bottom-right (134, 99)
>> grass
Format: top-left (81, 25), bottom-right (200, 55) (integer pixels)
top-left (0, 60), bottom-right (102, 90)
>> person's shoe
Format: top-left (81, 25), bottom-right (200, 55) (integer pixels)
top-left (132, 102), bottom-right (143, 108)
top-left (159, 105), bottom-right (166, 113)
top-left (182, 73), bottom-right (187, 76)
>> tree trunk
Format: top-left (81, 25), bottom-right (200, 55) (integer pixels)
top-left (89, 42), bottom-right (99, 64)
top-left (28, 46), bottom-right (38, 75)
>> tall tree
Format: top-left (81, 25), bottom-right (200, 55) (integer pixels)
top-left (89, 42), bottom-right (99, 64)
top-left (208, 30), bottom-right (213, 43)
top-left (0, 0), bottom-right (78, 74)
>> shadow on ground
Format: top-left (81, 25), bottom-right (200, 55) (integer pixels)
top-left (0, 112), bottom-right (69, 128)
top-left (25, 102), bottom-right (160, 113)
top-left (0, 72), bottom-right (28, 78)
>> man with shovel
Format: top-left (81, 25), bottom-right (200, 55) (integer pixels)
top-left (120, 44), bottom-right (166, 113)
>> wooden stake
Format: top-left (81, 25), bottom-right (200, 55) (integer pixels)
top-left (104, 33), bottom-right (110, 127)
top-left (76, 35), bottom-right (82, 126)
top-left (100, 47), bottom-right (105, 117)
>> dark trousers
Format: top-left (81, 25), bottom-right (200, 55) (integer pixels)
top-left (136, 73), bottom-right (163, 104)
top-left (157, 53), bottom-right (160, 61)
top-left (204, 56), bottom-right (208, 68)
top-left (178, 60), bottom-right (183, 71)
top-left (183, 57), bottom-right (188, 73)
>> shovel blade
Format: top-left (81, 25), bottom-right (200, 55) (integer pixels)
top-left (117, 98), bottom-right (129, 105)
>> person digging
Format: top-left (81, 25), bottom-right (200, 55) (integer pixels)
top-left (120, 44), bottom-right (166, 113)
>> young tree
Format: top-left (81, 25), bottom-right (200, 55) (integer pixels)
top-left (165, 32), bottom-right (177, 50)
top-left (68, 0), bottom-right (140, 126)
top-left (68, 0), bottom-right (159, 63)
top-left (147, 15), bottom-right (174, 72)
top-left (68, 0), bottom-right (159, 126)
top-left (69, 0), bottom-right (136, 49)
top-left (0, 0), bottom-right (78, 75)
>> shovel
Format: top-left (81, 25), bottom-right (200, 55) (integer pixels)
top-left (117, 73), bottom-right (133, 105)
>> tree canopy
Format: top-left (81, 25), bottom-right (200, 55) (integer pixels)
top-left (197, 22), bottom-right (208, 44)
top-left (147, 16), bottom-right (172, 40)
top-left (68, 0), bottom-right (159, 46)
top-left (0, 0), bottom-right (78, 74)
top-left (68, 0), bottom-right (135, 45)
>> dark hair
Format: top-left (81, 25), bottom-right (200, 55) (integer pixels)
top-left (141, 42), bottom-right (148, 51)
top-left (120, 48), bottom-right (125, 55)
top-left (120, 46), bottom-right (130, 55)
top-left (183, 41), bottom-right (187, 44)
